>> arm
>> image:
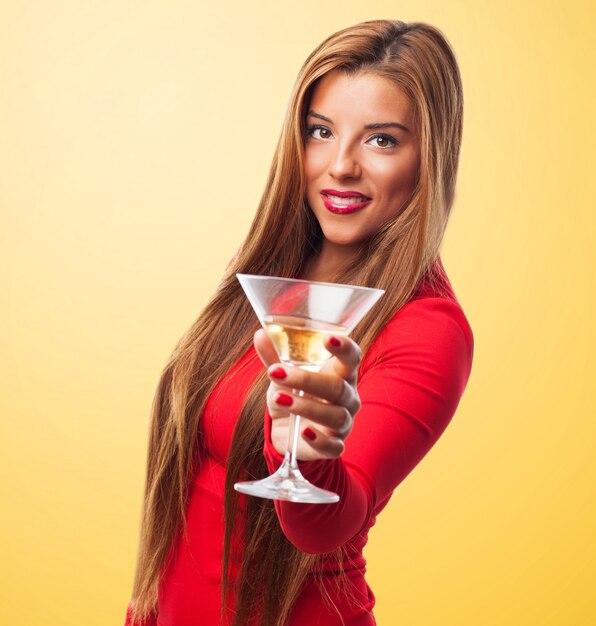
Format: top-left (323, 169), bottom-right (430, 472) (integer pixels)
top-left (262, 297), bottom-right (474, 554)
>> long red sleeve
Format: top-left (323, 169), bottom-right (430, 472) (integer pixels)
top-left (262, 296), bottom-right (474, 554)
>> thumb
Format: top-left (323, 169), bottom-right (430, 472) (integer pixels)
top-left (254, 328), bottom-right (279, 367)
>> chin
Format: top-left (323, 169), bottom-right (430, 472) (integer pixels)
top-left (322, 229), bottom-right (366, 248)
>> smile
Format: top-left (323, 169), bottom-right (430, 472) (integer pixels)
top-left (320, 192), bottom-right (372, 214)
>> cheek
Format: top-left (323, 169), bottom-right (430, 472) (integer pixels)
top-left (376, 160), bottom-right (419, 200)
top-left (304, 147), bottom-right (327, 183)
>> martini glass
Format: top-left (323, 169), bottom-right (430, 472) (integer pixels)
top-left (234, 274), bottom-right (384, 504)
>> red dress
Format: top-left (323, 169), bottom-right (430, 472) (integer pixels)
top-left (125, 259), bottom-right (474, 625)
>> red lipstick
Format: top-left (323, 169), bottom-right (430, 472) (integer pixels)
top-left (320, 189), bottom-right (372, 215)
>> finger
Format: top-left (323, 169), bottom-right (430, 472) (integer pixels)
top-left (322, 335), bottom-right (362, 383)
top-left (301, 425), bottom-right (345, 459)
top-left (270, 389), bottom-right (353, 436)
top-left (266, 384), bottom-right (293, 419)
top-left (254, 328), bottom-right (279, 368)
top-left (267, 364), bottom-right (360, 415)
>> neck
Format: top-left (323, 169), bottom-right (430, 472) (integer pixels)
top-left (301, 240), bottom-right (361, 283)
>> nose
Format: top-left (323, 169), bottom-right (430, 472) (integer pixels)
top-left (328, 142), bottom-right (361, 180)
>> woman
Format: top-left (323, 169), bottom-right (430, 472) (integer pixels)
top-left (125, 19), bottom-right (473, 626)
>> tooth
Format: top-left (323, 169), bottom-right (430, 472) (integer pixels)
top-left (327, 195), bottom-right (366, 204)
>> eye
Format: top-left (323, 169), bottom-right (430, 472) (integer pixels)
top-left (306, 124), bottom-right (333, 140)
top-left (368, 133), bottom-right (399, 149)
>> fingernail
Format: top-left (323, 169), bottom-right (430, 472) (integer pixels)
top-left (303, 427), bottom-right (316, 441)
top-left (329, 336), bottom-right (341, 347)
top-left (275, 392), bottom-right (293, 407)
top-left (270, 366), bottom-right (287, 379)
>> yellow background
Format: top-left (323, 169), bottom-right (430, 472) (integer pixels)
top-left (2, 1), bottom-right (594, 624)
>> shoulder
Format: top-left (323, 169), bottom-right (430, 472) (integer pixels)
top-left (359, 296), bottom-right (475, 409)
top-left (361, 256), bottom-right (474, 376)
top-left (394, 296), bottom-right (473, 348)
top-left (393, 255), bottom-right (473, 351)
top-left (365, 296), bottom-right (473, 360)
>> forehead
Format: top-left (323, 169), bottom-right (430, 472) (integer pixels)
top-left (308, 70), bottom-right (415, 129)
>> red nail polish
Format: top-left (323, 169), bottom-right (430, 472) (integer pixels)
top-left (303, 427), bottom-right (316, 441)
top-left (329, 336), bottom-right (341, 347)
top-left (270, 366), bottom-right (287, 379)
top-left (276, 392), bottom-right (293, 406)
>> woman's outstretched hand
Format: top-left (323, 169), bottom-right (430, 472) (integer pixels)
top-left (253, 328), bottom-right (362, 461)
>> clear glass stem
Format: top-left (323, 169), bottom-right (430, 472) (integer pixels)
top-left (278, 389), bottom-right (304, 476)
top-left (289, 412), bottom-right (300, 470)
top-left (233, 364), bottom-right (339, 503)
top-left (288, 388), bottom-right (306, 470)
top-left (277, 357), bottom-right (316, 477)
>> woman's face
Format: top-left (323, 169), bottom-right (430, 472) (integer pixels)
top-left (304, 70), bottom-right (420, 251)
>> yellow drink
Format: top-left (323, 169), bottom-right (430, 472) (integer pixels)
top-left (263, 314), bottom-right (346, 368)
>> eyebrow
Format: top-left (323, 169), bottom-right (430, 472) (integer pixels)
top-left (307, 110), bottom-right (410, 133)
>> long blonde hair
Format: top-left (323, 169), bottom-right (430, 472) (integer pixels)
top-left (128, 19), bottom-right (464, 626)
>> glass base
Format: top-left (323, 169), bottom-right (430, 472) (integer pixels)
top-left (234, 461), bottom-right (339, 504)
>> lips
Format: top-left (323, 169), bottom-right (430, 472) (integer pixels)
top-left (320, 189), bottom-right (372, 215)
